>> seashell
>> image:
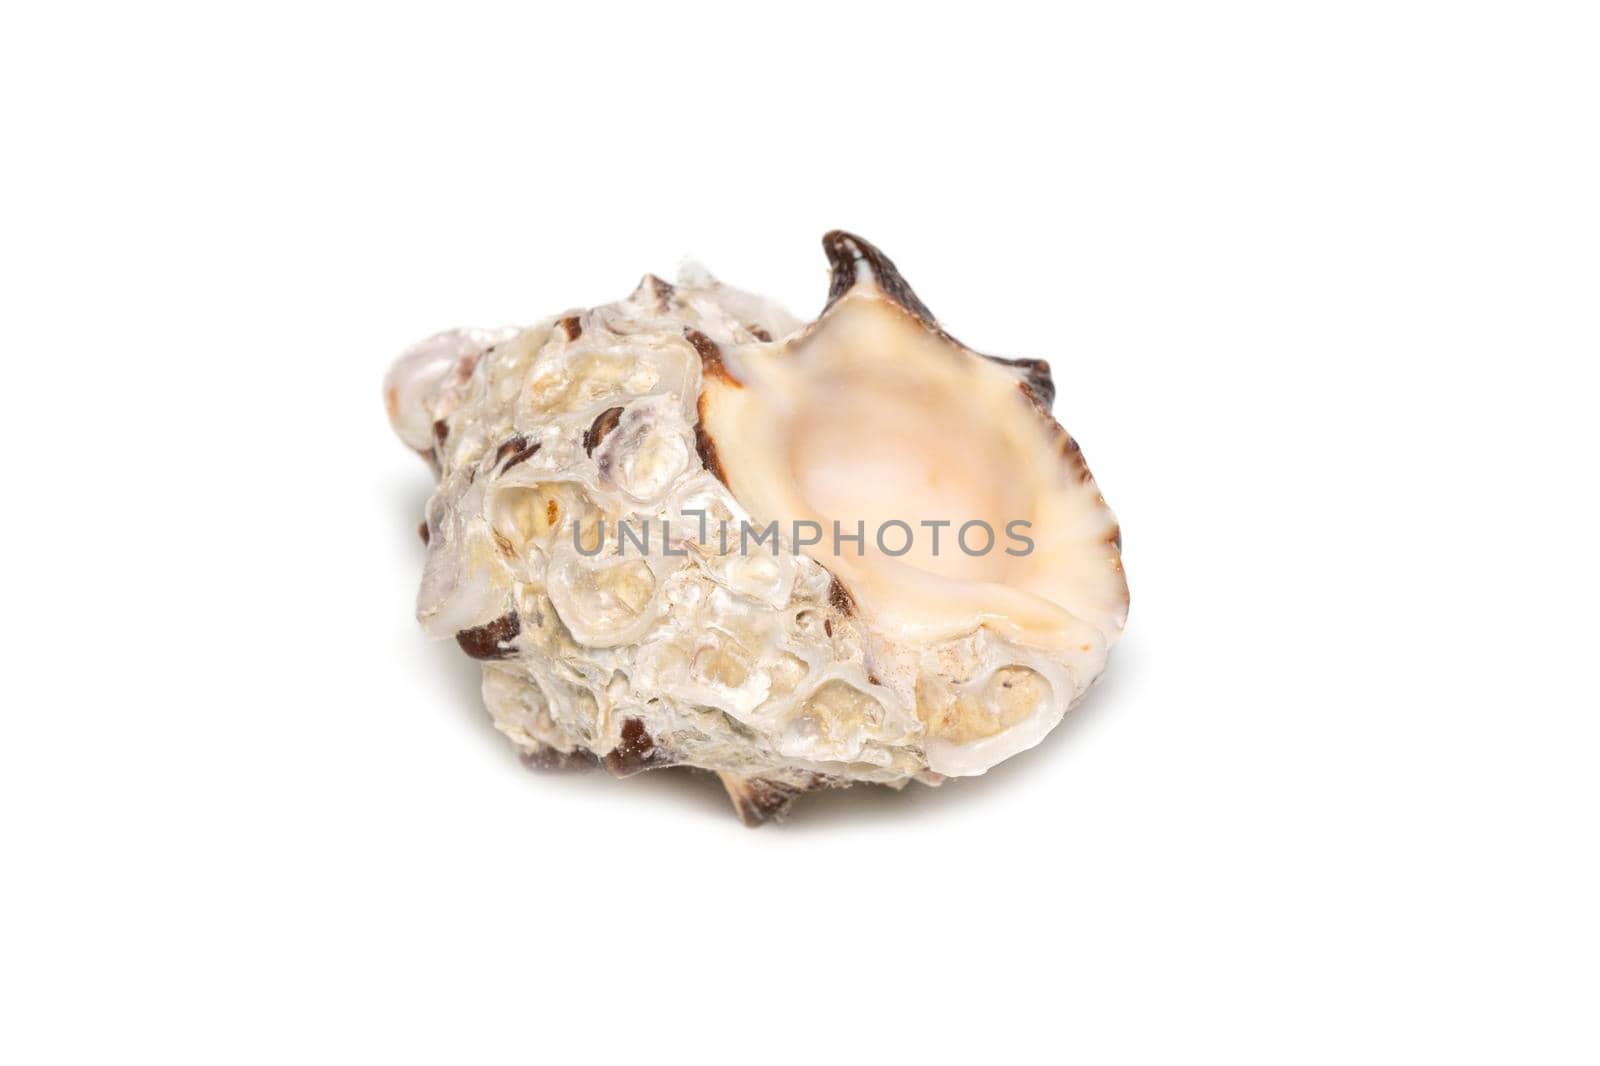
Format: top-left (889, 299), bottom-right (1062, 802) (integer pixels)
top-left (385, 232), bottom-right (1128, 823)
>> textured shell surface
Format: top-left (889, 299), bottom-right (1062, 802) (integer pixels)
top-left (384, 232), bottom-right (1128, 824)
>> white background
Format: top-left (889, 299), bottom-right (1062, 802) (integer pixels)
top-left (3, 3), bottom-right (1596, 1062)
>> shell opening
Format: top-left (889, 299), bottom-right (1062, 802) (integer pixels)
top-left (784, 354), bottom-right (1035, 584)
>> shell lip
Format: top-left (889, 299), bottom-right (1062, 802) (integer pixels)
top-left (822, 230), bottom-right (938, 327)
top-left (816, 230), bottom-right (1056, 409)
